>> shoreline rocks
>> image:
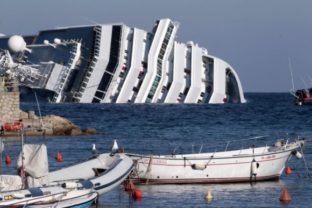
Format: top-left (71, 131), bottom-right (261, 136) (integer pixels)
top-left (2, 111), bottom-right (96, 137)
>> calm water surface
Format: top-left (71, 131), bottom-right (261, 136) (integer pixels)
top-left (3, 93), bottom-right (312, 207)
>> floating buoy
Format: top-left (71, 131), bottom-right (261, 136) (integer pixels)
top-left (92, 144), bottom-right (98, 156)
top-left (285, 166), bottom-right (292, 176)
top-left (5, 154), bottom-right (11, 166)
top-left (279, 186), bottom-right (291, 204)
top-left (55, 151), bottom-right (63, 162)
top-left (133, 189), bottom-right (142, 200)
top-left (205, 189), bottom-right (213, 203)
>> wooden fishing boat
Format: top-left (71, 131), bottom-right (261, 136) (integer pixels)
top-left (128, 138), bottom-right (307, 184)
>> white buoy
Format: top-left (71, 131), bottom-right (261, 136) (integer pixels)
top-left (205, 189), bottom-right (213, 203)
top-left (8, 35), bottom-right (31, 53)
top-left (295, 151), bottom-right (303, 159)
top-left (251, 159), bottom-right (259, 176)
top-left (111, 140), bottom-right (119, 153)
top-left (92, 143), bottom-right (97, 155)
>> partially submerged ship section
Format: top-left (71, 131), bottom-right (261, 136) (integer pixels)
top-left (0, 19), bottom-right (246, 104)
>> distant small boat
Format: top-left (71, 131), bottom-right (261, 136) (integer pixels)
top-left (288, 58), bottom-right (312, 106)
top-left (291, 88), bottom-right (312, 106)
top-left (128, 139), bottom-right (307, 184)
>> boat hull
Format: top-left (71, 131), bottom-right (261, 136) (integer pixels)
top-left (49, 153), bottom-right (134, 195)
top-left (129, 142), bottom-right (303, 184)
top-left (25, 192), bottom-right (97, 208)
top-left (0, 188), bottom-right (97, 207)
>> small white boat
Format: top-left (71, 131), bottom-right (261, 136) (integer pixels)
top-left (0, 184), bottom-right (98, 207)
top-left (0, 141), bottom-right (134, 196)
top-left (48, 152), bottom-right (134, 195)
top-left (128, 138), bottom-right (307, 184)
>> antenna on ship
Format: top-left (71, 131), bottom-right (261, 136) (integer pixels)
top-left (82, 17), bottom-right (101, 26)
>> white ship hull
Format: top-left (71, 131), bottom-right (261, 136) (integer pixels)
top-left (0, 18), bottom-right (246, 104)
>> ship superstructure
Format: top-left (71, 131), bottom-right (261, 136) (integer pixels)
top-left (0, 18), bottom-right (246, 104)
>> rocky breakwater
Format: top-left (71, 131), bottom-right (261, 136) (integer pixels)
top-left (3, 111), bottom-right (96, 137)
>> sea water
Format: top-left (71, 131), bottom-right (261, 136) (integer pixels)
top-left (3, 93), bottom-right (312, 207)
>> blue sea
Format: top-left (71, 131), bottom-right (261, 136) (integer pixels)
top-left (2, 93), bottom-right (312, 207)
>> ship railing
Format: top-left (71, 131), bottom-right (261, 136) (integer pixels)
top-left (224, 136), bottom-right (267, 151)
top-left (53, 43), bottom-right (80, 95)
top-left (171, 136), bottom-right (272, 155)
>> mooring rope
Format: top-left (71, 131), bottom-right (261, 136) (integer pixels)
top-left (299, 144), bottom-right (312, 178)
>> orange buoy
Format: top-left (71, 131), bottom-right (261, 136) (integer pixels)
top-left (5, 154), bottom-right (12, 166)
top-left (279, 186), bottom-right (291, 204)
top-left (285, 166), bottom-right (292, 176)
top-left (133, 189), bottom-right (143, 200)
top-left (55, 151), bottom-right (63, 162)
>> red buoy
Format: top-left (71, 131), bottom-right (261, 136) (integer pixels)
top-left (55, 151), bottom-right (63, 162)
top-left (133, 189), bottom-right (143, 200)
top-left (279, 186), bottom-right (291, 204)
top-left (285, 166), bottom-right (292, 176)
top-left (5, 154), bottom-right (12, 166)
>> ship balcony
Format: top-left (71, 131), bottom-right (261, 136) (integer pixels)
top-left (94, 27), bottom-right (102, 33)
top-left (95, 33), bottom-right (101, 38)
top-left (75, 92), bottom-right (83, 98)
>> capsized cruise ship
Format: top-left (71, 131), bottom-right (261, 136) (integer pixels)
top-left (0, 18), bottom-right (246, 104)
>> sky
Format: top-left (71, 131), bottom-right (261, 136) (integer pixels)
top-left (0, 0), bottom-right (311, 92)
